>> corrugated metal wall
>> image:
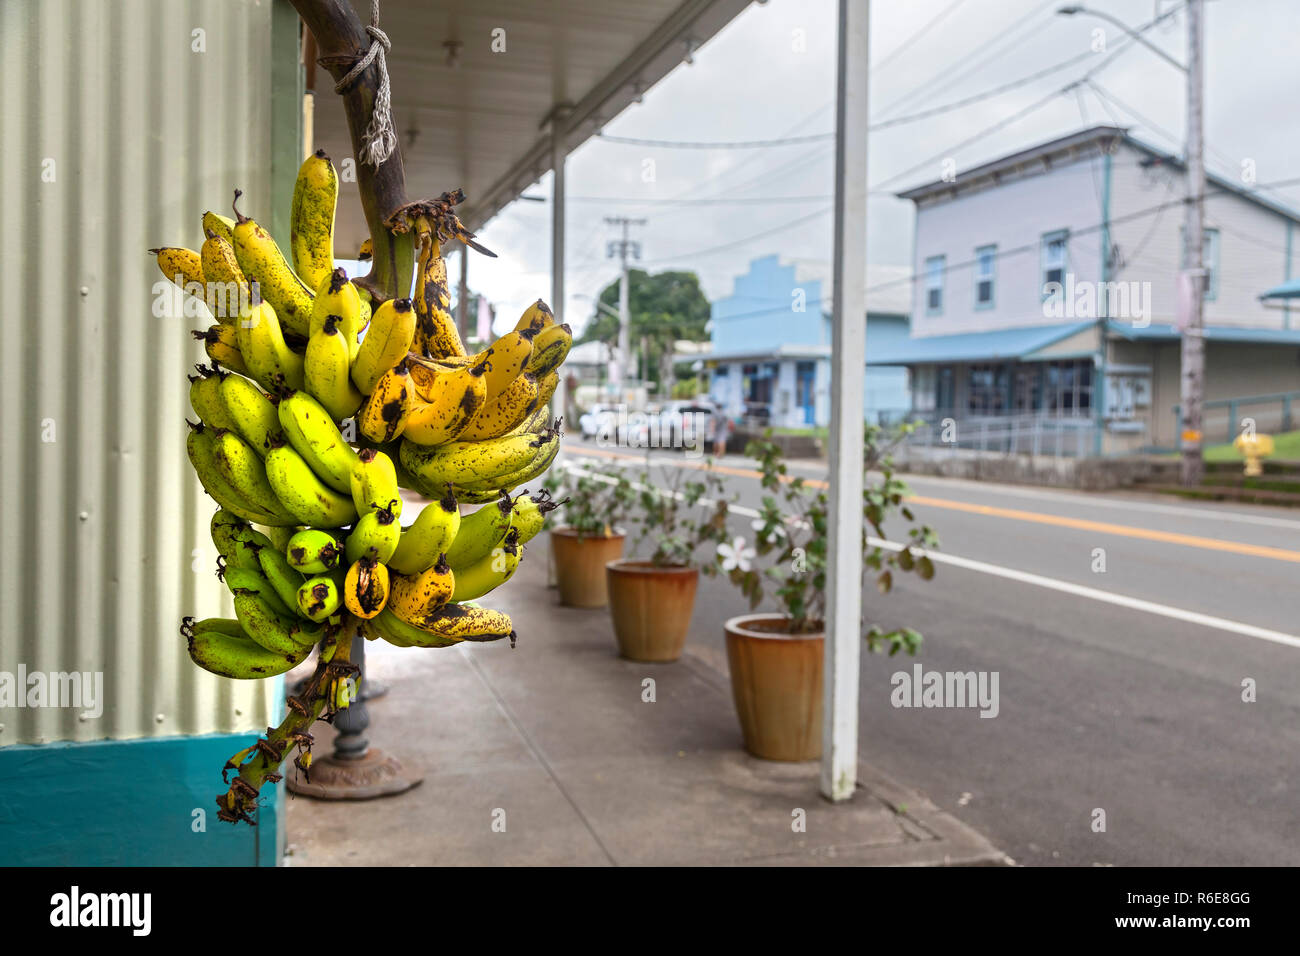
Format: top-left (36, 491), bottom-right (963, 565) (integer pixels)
top-left (0, 0), bottom-right (299, 745)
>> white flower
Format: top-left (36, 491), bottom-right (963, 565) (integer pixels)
top-left (717, 536), bottom-right (756, 572)
top-left (751, 517), bottom-right (786, 543)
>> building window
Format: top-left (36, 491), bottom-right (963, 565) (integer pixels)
top-left (974, 245), bottom-right (996, 309)
top-left (1182, 227), bottom-right (1220, 301)
top-left (1044, 359), bottom-right (1093, 416)
top-left (1041, 230), bottom-right (1068, 300)
top-left (966, 363), bottom-right (1010, 415)
top-left (924, 255), bottom-right (945, 315)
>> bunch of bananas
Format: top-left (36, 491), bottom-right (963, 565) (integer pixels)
top-left (157, 150), bottom-right (570, 824)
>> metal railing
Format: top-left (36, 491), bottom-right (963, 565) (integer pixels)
top-left (1172, 390), bottom-right (1299, 447)
top-left (899, 411), bottom-right (1101, 459)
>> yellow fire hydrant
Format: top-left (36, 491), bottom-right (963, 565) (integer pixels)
top-left (1233, 432), bottom-right (1274, 476)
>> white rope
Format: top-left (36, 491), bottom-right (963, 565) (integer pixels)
top-left (333, 0), bottom-right (396, 168)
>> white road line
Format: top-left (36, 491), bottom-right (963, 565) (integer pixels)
top-left (562, 459), bottom-right (1300, 651)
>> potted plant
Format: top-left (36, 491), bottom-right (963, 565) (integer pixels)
top-left (543, 461), bottom-right (637, 608)
top-left (606, 461), bottom-right (732, 662)
top-left (714, 424), bottom-right (938, 761)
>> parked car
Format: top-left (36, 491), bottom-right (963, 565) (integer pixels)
top-left (654, 401), bottom-right (715, 451)
top-left (578, 404), bottom-right (621, 441)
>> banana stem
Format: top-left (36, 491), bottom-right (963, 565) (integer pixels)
top-left (216, 628), bottom-right (355, 825)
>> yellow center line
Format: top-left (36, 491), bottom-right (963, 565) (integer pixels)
top-left (562, 447), bottom-right (1300, 565)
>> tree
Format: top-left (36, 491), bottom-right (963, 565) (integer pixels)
top-left (578, 269), bottom-right (711, 391)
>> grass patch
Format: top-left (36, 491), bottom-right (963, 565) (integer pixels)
top-left (1202, 429), bottom-right (1300, 462)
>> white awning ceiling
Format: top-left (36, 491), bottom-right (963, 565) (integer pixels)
top-left (313, 0), bottom-right (753, 251)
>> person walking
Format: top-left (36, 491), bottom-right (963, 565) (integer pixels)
top-left (712, 407), bottom-right (732, 458)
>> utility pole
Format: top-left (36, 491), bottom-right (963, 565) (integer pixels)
top-left (605, 216), bottom-right (645, 387)
top-left (1178, 0), bottom-right (1206, 486)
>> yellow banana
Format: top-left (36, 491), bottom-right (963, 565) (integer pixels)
top-left (151, 246), bottom-right (204, 294)
top-left (387, 487), bottom-right (461, 576)
top-left (402, 359), bottom-right (490, 446)
top-left (305, 315), bottom-right (364, 422)
top-left (413, 237), bottom-right (466, 359)
top-left (413, 602), bottom-right (515, 644)
top-left (236, 300), bottom-right (305, 393)
top-left (202, 211), bottom-right (236, 247)
top-left (200, 231), bottom-right (251, 326)
top-left (370, 607), bottom-right (461, 649)
top-left (400, 429), bottom-right (553, 493)
top-left (193, 324), bottom-right (249, 375)
top-left (457, 425), bottom-right (561, 495)
top-left (386, 555), bottom-right (455, 626)
top-left (449, 527), bottom-right (521, 602)
top-left (230, 190), bottom-right (314, 337)
top-left (290, 149), bottom-right (338, 294)
top-left (344, 557), bottom-right (389, 619)
top-left (533, 370), bottom-right (560, 416)
top-left (456, 372), bottom-right (538, 442)
top-left (351, 297), bottom-right (416, 394)
top-left (309, 268), bottom-right (364, 361)
top-left (277, 390), bottom-right (359, 493)
top-left (525, 322), bottom-right (573, 378)
top-left (513, 298), bottom-right (555, 334)
top-left (357, 362), bottom-right (414, 443)
top-left (264, 441), bottom-right (359, 528)
top-left (480, 329), bottom-right (535, 400)
top-left (358, 237), bottom-right (373, 261)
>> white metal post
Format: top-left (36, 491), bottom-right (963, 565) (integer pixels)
top-left (1178, 0), bottom-right (1206, 486)
top-left (551, 117), bottom-right (568, 431)
top-left (821, 0), bottom-right (869, 803)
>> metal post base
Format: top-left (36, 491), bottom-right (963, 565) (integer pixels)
top-left (286, 749), bottom-right (422, 800)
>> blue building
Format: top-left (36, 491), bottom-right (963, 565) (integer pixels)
top-left (691, 255), bottom-right (912, 428)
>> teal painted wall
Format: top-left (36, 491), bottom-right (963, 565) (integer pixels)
top-left (0, 732), bottom-right (282, 866)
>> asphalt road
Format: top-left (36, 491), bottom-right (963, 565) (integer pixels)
top-left (560, 442), bottom-right (1300, 867)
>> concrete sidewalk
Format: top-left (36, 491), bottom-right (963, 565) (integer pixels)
top-left (283, 538), bottom-right (1007, 866)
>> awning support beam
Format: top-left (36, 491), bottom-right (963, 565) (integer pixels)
top-left (551, 112), bottom-right (569, 426)
top-left (821, 0), bottom-right (869, 803)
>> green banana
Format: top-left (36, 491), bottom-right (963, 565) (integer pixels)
top-left (278, 390), bottom-right (359, 494)
top-left (286, 529), bottom-right (344, 574)
top-left (387, 486), bottom-right (461, 576)
top-left (258, 546), bottom-right (308, 620)
top-left (511, 489), bottom-right (561, 545)
top-left (350, 448), bottom-right (402, 517)
top-left (183, 616), bottom-right (309, 680)
top-left (231, 589), bottom-right (320, 655)
top-left (305, 314), bottom-right (363, 421)
top-left (220, 374), bottom-right (284, 455)
top-left (444, 493), bottom-right (513, 570)
top-left (291, 150), bottom-right (338, 295)
top-left (264, 441), bottom-right (359, 528)
top-left (211, 513), bottom-right (270, 573)
top-left (189, 365), bottom-right (237, 430)
top-left (222, 566), bottom-right (295, 619)
top-left (231, 190), bottom-right (314, 337)
top-left (187, 422), bottom-right (294, 526)
top-left (456, 426), bottom-right (561, 494)
top-left (261, 523), bottom-right (299, 554)
top-left (344, 502), bottom-right (401, 565)
top-left (296, 575), bottom-right (342, 623)
top-left (449, 527), bottom-right (521, 602)
top-left (211, 429), bottom-right (296, 523)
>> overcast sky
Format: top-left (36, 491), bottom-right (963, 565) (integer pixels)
top-left (462, 0), bottom-right (1300, 337)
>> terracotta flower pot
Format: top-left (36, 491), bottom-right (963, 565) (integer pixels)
top-left (551, 527), bottom-right (625, 608)
top-left (606, 560), bottom-right (698, 662)
top-left (724, 613), bottom-right (824, 761)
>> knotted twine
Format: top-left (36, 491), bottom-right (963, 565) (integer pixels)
top-left (333, 0), bottom-right (396, 168)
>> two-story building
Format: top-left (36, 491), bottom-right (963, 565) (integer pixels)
top-left (870, 125), bottom-right (1300, 453)
top-left (696, 254), bottom-right (912, 429)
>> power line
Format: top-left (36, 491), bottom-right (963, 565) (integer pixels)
top-left (871, 0), bottom-right (972, 75)
top-left (639, 207), bottom-right (831, 267)
top-left (594, 131), bottom-right (833, 149)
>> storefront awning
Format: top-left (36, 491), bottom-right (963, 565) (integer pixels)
top-left (1105, 321), bottom-right (1300, 344)
top-left (864, 321), bottom-right (1094, 366)
top-left (1259, 277), bottom-right (1300, 300)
